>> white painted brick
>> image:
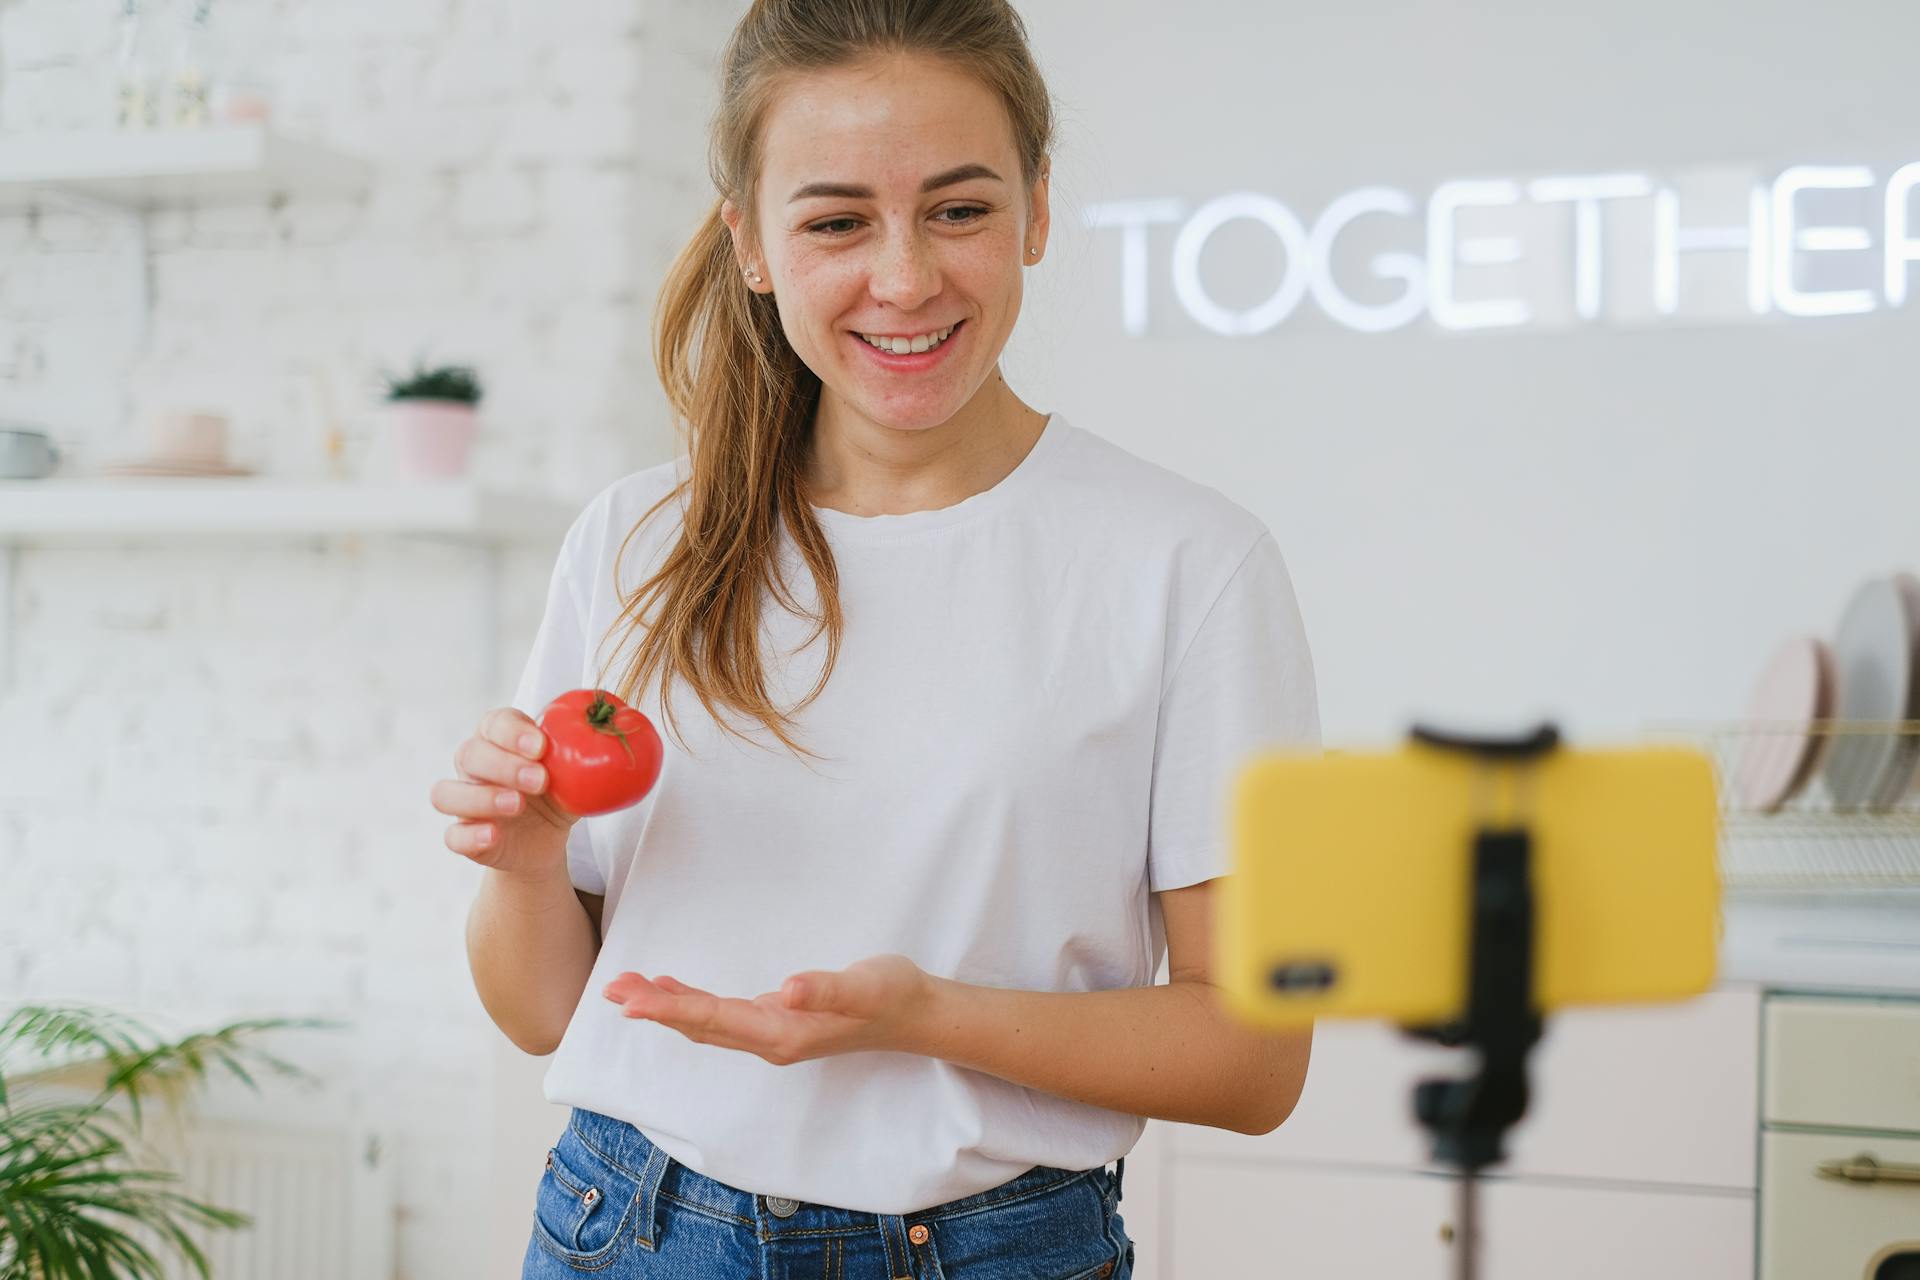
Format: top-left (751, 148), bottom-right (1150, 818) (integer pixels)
top-left (452, 165), bottom-right (541, 237)
top-left (328, 101), bottom-right (511, 169)
top-left (326, 245), bottom-right (474, 304)
top-left (262, 879), bottom-right (380, 951)
top-left (284, 0), bottom-right (457, 47)
top-left (542, 34), bottom-right (643, 102)
top-left (145, 207), bottom-right (193, 251)
top-left (188, 203), bottom-right (278, 250)
top-left (539, 162), bottom-right (634, 238)
top-left (354, 42), bottom-right (436, 112)
top-left (16, 939), bottom-right (142, 1004)
top-left (271, 194), bottom-right (369, 246)
top-left (541, 299), bottom-right (637, 373)
top-left (496, 96), bottom-right (637, 164)
top-left (151, 246), bottom-right (275, 310)
top-left (479, 233), bottom-right (637, 306)
top-left (515, 0), bottom-right (642, 38)
top-left (1, 1), bottom-right (114, 68)
top-left (0, 62), bottom-right (110, 132)
top-left (32, 209), bottom-right (115, 252)
top-left (424, 33), bottom-right (529, 106)
top-left (0, 212), bottom-right (32, 253)
top-left (359, 177), bottom-right (455, 236)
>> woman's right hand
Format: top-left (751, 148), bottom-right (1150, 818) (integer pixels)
top-left (432, 707), bottom-right (579, 878)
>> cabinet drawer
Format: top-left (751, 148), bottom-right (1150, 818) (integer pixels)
top-left (1759, 1129), bottom-right (1920, 1280)
top-left (1764, 995), bottom-right (1920, 1132)
top-left (1175, 986), bottom-right (1759, 1189)
top-left (1171, 1160), bottom-right (1753, 1280)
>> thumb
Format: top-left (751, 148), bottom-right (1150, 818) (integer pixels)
top-left (784, 973), bottom-right (828, 1009)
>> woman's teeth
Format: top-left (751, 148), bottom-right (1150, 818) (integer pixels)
top-left (859, 323), bottom-right (956, 354)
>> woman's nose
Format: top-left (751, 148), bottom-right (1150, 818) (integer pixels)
top-left (868, 232), bottom-right (940, 307)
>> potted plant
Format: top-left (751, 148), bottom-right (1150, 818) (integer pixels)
top-left (0, 1001), bottom-right (347, 1279)
top-left (378, 358), bottom-right (483, 480)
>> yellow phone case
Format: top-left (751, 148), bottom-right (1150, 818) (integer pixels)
top-left (1217, 739), bottom-right (1722, 1028)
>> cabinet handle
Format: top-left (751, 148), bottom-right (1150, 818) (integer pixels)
top-left (1815, 1154), bottom-right (1920, 1186)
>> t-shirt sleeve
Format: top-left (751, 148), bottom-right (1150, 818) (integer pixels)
top-left (509, 550), bottom-right (608, 896)
top-left (1147, 530), bottom-right (1322, 893)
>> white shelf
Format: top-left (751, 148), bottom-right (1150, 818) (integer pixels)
top-left (0, 124), bottom-right (369, 211)
top-left (0, 477), bottom-right (577, 696)
top-left (0, 477), bottom-right (577, 544)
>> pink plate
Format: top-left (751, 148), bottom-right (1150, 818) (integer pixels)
top-left (1736, 634), bottom-right (1835, 812)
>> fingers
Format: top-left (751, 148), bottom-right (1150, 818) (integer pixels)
top-left (484, 708), bottom-right (547, 759)
top-left (444, 817), bottom-right (499, 857)
top-left (453, 734), bottom-right (547, 793)
top-left (430, 776), bottom-right (526, 820)
top-left (435, 707), bottom-right (554, 860)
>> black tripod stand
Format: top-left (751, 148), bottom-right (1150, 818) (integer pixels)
top-left (1401, 722), bottom-right (1558, 1280)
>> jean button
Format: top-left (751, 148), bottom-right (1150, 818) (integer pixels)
top-left (766, 1195), bottom-right (800, 1218)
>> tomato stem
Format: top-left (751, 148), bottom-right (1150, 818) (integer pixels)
top-left (586, 691), bottom-right (639, 766)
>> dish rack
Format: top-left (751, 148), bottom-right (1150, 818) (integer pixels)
top-left (1646, 720), bottom-right (1920, 890)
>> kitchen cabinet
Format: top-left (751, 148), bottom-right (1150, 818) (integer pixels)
top-left (1758, 994), bottom-right (1920, 1280)
top-left (1168, 1161), bottom-right (1752, 1279)
top-left (1155, 986), bottom-right (1761, 1276)
top-left (1759, 1131), bottom-right (1920, 1280)
top-left (1174, 986), bottom-right (1761, 1187)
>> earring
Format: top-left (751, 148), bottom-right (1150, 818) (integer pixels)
top-left (742, 265), bottom-right (763, 283)
top-left (1028, 247), bottom-right (1038, 256)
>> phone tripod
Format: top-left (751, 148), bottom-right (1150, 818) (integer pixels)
top-left (1400, 722), bottom-right (1558, 1280)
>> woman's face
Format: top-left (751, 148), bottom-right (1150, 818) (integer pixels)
top-left (722, 53), bottom-right (1048, 435)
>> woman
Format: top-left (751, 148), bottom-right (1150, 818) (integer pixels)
top-left (439, 1), bottom-right (1320, 1275)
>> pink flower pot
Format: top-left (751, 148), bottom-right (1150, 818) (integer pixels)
top-left (390, 399), bottom-right (478, 479)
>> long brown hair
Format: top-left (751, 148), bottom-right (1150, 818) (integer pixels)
top-left (592, 0), bottom-right (1058, 763)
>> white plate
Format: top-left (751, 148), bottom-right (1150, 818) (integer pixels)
top-left (1820, 574), bottom-right (1920, 811)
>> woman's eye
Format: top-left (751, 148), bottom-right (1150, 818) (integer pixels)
top-left (806, 207), bottom-right (989, 237)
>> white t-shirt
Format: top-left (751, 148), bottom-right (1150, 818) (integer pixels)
top-left (509, 411), bottom-right (1321, 1215)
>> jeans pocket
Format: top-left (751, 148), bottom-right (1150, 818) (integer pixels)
top-left (934, 1170), bottom-right (1118, 1279)
top-left (531, 1128), bottom-right (642, 1269)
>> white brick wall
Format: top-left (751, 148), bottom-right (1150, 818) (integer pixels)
top-left (0, 1), bottom-right (743, 1275)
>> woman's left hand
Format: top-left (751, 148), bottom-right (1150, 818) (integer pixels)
top-left (601, 953), bottom-right (932, 1064)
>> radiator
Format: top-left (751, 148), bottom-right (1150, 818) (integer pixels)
top-left (119, 1116), bottom-right (397, 1280)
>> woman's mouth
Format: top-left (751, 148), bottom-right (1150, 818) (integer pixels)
top-left (849, 319), bottom-right (966, 371)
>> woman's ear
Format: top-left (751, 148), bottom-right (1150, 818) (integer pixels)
top-left (720, 198), bottom-right (768, 289)
top-left (720, 198), bottom-right (742, 259)
top-left (1026, 169), bottom-right (1051, 262)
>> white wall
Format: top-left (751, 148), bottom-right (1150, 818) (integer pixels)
top-left (1004, 0), bottom-right (1920, 744)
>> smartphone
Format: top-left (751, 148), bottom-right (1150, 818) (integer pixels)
top-left (1216, 737), bottom-right (1721, 1028)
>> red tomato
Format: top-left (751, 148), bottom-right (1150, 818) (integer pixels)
top-left (536, 689), bottom-right (663, 817)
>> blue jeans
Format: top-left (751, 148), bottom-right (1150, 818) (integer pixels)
top-left (522, 1106), bottom-right (1135, 1278)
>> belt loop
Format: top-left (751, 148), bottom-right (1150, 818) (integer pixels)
top-left (1114, 1156), bottom-right (1125, 1201)
top-left (629, 1139), bottom-right (670, 1250)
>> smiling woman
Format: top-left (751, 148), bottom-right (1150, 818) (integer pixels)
top-left (500, 0), bottom-right (1321, 1276)
top-left (719, 52), bottom-right (1049, 519)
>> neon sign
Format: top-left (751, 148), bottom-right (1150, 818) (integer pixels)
top-left (1083, 162), bottom-right (1920, 335)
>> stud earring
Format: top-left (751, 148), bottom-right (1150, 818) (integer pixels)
top-left (1028, 247), bottom-right (1038, 256)
top-left (742, 265), bottom-right (763, 283)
